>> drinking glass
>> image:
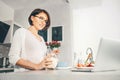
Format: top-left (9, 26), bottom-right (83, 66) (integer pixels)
top-left (45, 46), bottom-right (58, 70)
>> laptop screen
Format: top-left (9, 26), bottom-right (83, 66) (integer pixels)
top-left (94, 38), bottom-right (120, 71)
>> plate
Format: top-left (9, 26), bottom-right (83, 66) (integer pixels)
top-left (75, 67), bottom-right (94, 69)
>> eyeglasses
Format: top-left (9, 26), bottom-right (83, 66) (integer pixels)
top-left (35, 16), bottom-right (48, 23)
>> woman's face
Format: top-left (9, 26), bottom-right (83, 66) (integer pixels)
top-left (31, 12), bottom-right (48, 30)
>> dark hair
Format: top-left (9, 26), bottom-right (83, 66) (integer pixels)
top-left (28, 8), bottom-right (50, 30)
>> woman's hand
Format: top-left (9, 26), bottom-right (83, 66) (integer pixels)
top-left (36, 54), bottom-right (53, 69)
top-left (52, 49), bottom-right (60, 55)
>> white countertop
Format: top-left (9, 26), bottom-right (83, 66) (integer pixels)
top-left (0, 69), bottom-right (120, 80)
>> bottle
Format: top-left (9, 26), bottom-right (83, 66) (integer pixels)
top-left (73, 52), bottom-right (79, 68)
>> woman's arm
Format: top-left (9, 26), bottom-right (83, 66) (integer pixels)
top-left (9, 29), bottom-right (23, 66)
top-left (16, 54), bottom-right (53, 70)
top-left (16, 58), bottom-right (45, 70)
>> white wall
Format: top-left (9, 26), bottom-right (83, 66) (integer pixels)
top-left (0, 1), bottom-right (14, 43)
top-left (72, 0), bottom-right (120, 61)
top-left (0, 1), bottom-right (14, 21)
top-left (48, 4), bottom-right (72, 66)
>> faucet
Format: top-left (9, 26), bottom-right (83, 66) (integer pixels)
top-left (84, 47), bottom-right (94, 66)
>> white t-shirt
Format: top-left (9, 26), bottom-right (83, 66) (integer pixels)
top-left (9, 28), bottom-right (47, 71)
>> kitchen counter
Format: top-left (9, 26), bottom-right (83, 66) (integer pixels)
top-left (0, 69), bottom-right (120, 80)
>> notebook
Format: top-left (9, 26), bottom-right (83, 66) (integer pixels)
top-left (71, 37), bottom-right (120, 72)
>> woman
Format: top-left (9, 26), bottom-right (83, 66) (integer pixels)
top-left (9, 8), bottom-right (58, 71)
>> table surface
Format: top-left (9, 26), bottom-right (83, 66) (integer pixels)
top-left (0, 69), bottom-right (120, 80)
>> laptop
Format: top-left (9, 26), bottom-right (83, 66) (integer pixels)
top-left (71, 37), bottom-right (120, 72)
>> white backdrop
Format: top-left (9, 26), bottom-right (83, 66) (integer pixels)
top-left (72, 0), bottom-right (120, 61)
